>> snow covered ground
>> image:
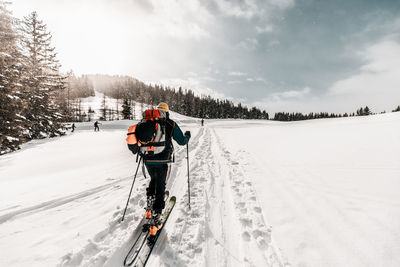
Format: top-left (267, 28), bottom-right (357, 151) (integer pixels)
top-left (0, 112), bottom-right (399, 267)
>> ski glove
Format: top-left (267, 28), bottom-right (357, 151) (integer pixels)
top-left (184, 131), bottom-right (191, 138)
top-left (128, 143), bottom-right (139, 154)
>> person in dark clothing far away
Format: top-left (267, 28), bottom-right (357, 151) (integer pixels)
top-left (201, 118), bottom-right (204, 126)
top-left (126, 102), bottom-right (190, 245)
top-left (94, 121), bottom-right (101, 131)
top-left (71, 123), bottom-right (76, 132)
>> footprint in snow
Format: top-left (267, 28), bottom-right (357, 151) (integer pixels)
top-left (242, 231), bottom-right (251, 241)
top-left (253, 206), bottom-right (262, 213)
top-left (240, 217), bottom-right (253, 228)
top-left (237, 202), bottom-right (246, 208)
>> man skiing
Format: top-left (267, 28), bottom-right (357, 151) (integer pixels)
top-left (94, 121), bottom-right (101, 131)
top-left (126, 102), bottom-right (190, 245)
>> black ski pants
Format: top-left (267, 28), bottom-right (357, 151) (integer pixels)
top-left (145, 164), bottom-right (170, 212)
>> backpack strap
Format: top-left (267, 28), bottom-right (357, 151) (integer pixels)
top-left (140, 141), bottom-right (166, 147)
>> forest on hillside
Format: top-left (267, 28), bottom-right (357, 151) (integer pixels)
top-left (85, 74), bottom-right (270, 120)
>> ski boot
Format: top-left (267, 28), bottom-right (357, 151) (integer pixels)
top-left (147, 210), bottom-right (162, 246)
top-left (142, 196), bottom-right (154, 232)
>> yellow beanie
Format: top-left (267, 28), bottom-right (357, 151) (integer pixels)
top-left (157, 102), bottom-right (169, 112)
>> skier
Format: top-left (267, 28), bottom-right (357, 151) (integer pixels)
top-left (71, 123), bottom-right (76, 132)
top-left (94, 121), bottom-right (100, 131)
top-left (201, 118), bottom-right (204, 126)
top-left (126, 102), bottom-right (190, 245)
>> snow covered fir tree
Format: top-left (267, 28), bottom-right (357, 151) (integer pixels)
top-left (0, 5), bottom-right (66, 154)
top-left (19, 11), bottom-right (65, 139)
top-left (0, 2), bottom-right (24, 154)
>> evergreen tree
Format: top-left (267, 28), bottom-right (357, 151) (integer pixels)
top-left (101, 93), bottom-right (107, 120)
top-left (87, 106), bottom-right (94, 121)
top-left (131, 101), bottom-right (136, 119)
top-left (363, 106), bottom-right (371, 115)
top-left (20, 11), bottom-right (65, 139)
top-left (121, 98), bottom-right (131, 119)
top-left (0, 2), bottom-right (24, 153)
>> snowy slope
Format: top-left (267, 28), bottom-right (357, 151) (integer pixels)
top-left (0, 112), bottom-right (399, 267)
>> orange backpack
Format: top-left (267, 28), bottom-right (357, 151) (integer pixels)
top-left (126, 108), bottom-right (167, 156)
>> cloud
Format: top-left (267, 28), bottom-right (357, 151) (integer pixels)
top-left (151, 76), bottom-right (227, 99)
top-left (259, 39), bottom-right (400, 114)
top-left (213, 0), bottom-right (295, 19)
top-left (271, 87), bottom-right (311, 100)
top-left (268, 40), bottom-right (280, 46)
top-left (256, 24), bottom-right (274, 33)
top-left (237, 38), bottom-right (259, 50)
top-left (329, 40), bottom-right (400, 103)
top-left (269, 0), bottom-right (295, 10)
top-left (213, 0), bottom-right (262, 19)
top-left (252, 87), bottom-right (317, 114)
top-left (132, 0), bottom-right (154, 12)
top-left (143, 0), bottom-right (213, 40)
top-left (228, 71), bottom-right (247, 76)
top-left (228, 80), bottom-right (242, 84)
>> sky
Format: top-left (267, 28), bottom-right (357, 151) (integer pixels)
top-left (9, 0), bottom-right (400, 114)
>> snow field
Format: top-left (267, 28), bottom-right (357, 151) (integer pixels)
top-left (216, 113), bottom-right (400, 267)
top-left (0, 129), bottom-right (139, 266)
top-left (0, 112), bottom-right (399, 267)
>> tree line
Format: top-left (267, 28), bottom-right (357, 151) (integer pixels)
top-left (273, 105), bottom-right (400, 121)
top-left (272, 106), bottom-right (379, 121)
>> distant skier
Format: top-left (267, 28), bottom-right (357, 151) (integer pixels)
top-left (71, 123), bottom-right (76, 132)
top-left (126, 102), bottom-right (190, 245)
top-left (94, 121), bottom-right (101, 131)
top-left (201, 118), bottom-right (204, 126)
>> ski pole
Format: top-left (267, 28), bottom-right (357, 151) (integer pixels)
top-left (121, 156), bottom-right (143, 222)
top-left (186, 143), bottom-right (191, 209)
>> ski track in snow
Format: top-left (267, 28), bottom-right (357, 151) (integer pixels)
top-left (210, 128), bottom-right (288, 267)
top-left (57, 178), bottom-right (148, 267)
top-left (0, 177), bottom-right (132, 225)
top-left (147, 127), bottom-right (287, 267)
top-left (55, 126), bottom-right (287, 267)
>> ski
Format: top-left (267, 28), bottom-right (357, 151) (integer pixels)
top-left (123, 191), bottom-right (169, 266)
top-left (130, 196), bottom-right (176, 267)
